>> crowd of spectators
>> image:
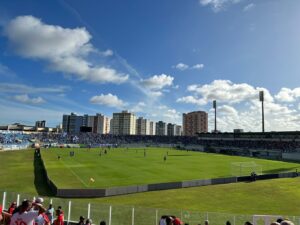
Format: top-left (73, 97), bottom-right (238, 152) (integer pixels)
top-left (0, 199), bottom-right (296, 225)
top-left (0, 199), bottom-right (106, 225)
top-left (0, 132), bottom-right (29, 145)
top-left (1, 131), bottom-right (300, 152)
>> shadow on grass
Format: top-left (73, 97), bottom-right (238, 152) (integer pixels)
top-left (263, 167), bottom-right (300, 174)
top-left (34, 153), bottom-right (55, 196)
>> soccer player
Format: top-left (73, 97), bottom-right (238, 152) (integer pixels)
top-left (10, 200), bottom-right (46, 225)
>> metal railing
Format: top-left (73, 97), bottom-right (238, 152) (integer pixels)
top-left (1, 191), bottom-right (299, 225)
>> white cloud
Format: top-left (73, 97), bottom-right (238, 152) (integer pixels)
top-left (174, 63), bottom-right (189, 71)
top-left (4, 15), bottom-right (128, 84)
top-left (178, 80), bottom-right (300, 132)
top-left (131, 102), bottom-right (146, 113)
top-left (192, 64), bottom-right (204, 70)
top-left (0, 83), bottom-right (70, 94)
top-left (13, 94), bottom-right (45, 104)
top-left (184, 80), bottom-right (273, 105)
top-left (141, 74), bottom-right (174, 90)
top-left (150, 105), bottom-right (181, 123)
top-left (199, 0), bottom-right (242, 12)
top-left (218, 105), bottom-right (238, 116)
top-left (100, 49), bottom-right (113, 57)
top-left (173, 63), bottom-right (204, 71)
top-left (177, 96), bottom-right (206, 106)
top-left (163, 109), bottom-right (181, 120)
top-left (275, 87), bottom-right (300, 102)
top-left (243, 3), bottom-right (255, 12)
top-left (90, 93), bottom-right (126, 108)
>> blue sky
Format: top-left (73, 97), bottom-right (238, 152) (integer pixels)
top-left (0, 0), bottom-right (300, 132)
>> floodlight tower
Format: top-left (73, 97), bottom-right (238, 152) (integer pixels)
top-left (213, 100), bottom-right (217, 133)
top-left (259, 91), bottom-right (265, 133)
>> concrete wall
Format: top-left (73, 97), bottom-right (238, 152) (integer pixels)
top-left (53, 172), bottom-right (298, 198)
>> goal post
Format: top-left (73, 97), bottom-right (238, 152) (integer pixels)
top-left (231, 161), bottom-right (262, 177)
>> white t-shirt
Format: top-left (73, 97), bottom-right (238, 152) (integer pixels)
top-left (34, 214), bottom-right (49, 225)
top-left (10, 211), bottom-right (39, 225)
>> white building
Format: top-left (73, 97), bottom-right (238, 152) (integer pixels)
top-left (136, 117), bottom-right (150, 135)
top-left (149, 121), bottom-right (156, 135)
top-left (112, 111), bottom-right (136, 135)
top-left (87, 114), bottom-right (110, 134)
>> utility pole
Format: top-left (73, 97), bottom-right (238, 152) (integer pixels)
top-left (259, 91), bottom-right (265, 132)
top-left (213, 100), bottom-right (217, 133)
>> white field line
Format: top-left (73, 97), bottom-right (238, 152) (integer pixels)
top-left (61, 161), bottom-right (89, 187)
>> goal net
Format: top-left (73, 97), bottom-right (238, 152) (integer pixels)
top-left (231, 161), bottom-right (263, 177)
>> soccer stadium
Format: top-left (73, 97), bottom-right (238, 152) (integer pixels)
top-left (1, 1), bottom-right (300, 225)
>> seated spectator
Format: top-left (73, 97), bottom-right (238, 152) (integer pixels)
top-left (85, 218), bottom-right (92, 225)
top-left (78, 216), bottom-right (85, 225)
top-left (281, 221), bottom-right (294, 225)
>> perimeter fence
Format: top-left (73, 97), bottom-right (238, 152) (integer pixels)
top-left (1, 191), bottom-right (300, 225)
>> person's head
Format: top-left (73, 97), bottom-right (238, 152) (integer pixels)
top-left (99, 221), bottom-right (106, 225)
top-left (205, 220), bottom-right (209, 225)
top-left (226, 221), bottom-right (231, 225)
top-left (281, 221), bottom-right (294, 225)
top-left (277, 218), bottom-right (284, 224)
top-left (55, 209), bottom-right (61, 216)
top-left (79, 216), bottom-right (85, 222)
top-left (20, 200), bottom-right (31, 213)
top-left (245, 221), bottom-right (253, 225)
top-left (270, 222), bottom-right (280, 225)
top-left (48, 204), bottom-right (53, 209)
top-left (85, 219), bottom-right (92, 225)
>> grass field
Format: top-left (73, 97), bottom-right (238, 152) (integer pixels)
top-left (1, 148), bottom-right (300, 215)
top-left (42, 147), bottom-right (300, 188)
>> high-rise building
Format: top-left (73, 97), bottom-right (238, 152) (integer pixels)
top-left (136, 117), bottom-right (150, 135)
top-left (183, 111), bottom-right (208, 136)
top-left (149, 121), bottom-right (156, 135)
top-left (167, 123), bottom-right (176, 136)
top-left (155, 121), bottom-right (167, 136)
top-left (35, 120), bottom-right (46, 128)
top-left (62, 113), bottom-right (83, 133)
top-left (87, 114), bottom-right (110, 134)
top-left (175, 125), bottom-right (182, 136)
top-left (112, 111), bottom-right (136, 135)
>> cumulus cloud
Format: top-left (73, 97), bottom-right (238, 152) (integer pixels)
top-left (141, 74), bottom-right (174, 90)
top-left (90, 93), bottom-right (126, 108)
top-left (184, 80), bottom-right (273, 105)
top-left (275, 87), bottom-right (300, 102)
top-left (178, 80), bottom-right (300, 132)
top-left (199, 0), bottom-right (242, 12)
top-left (173, 63), bottom-right (204, 71)
top-left (176, 96), bottom-right (206, 106)
top-left (175, 63), bottom-right (189, 71)
top-left (13, 94), bottom-right (45, 104)
top-left (192, 64), bottom-right (204, 69)
top-left (4, 15), bottom-right (128, 84)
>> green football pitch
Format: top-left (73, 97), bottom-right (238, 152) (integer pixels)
top-left (41, 147), bottom-right (300, 188)
top-left (2, 148), bottom-right (300, 215)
